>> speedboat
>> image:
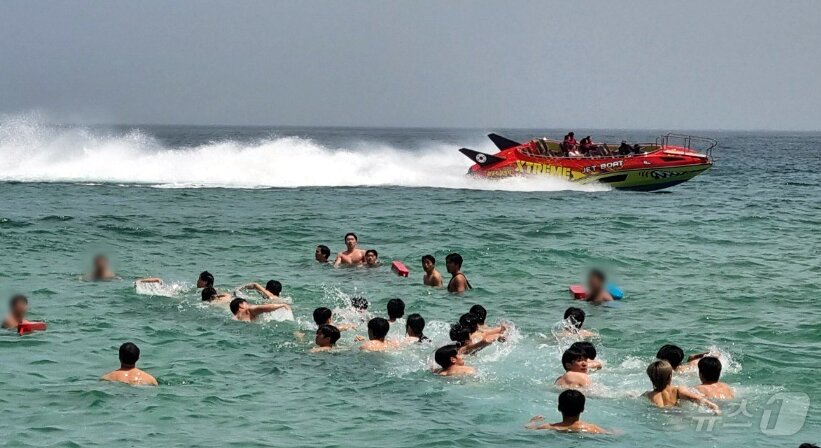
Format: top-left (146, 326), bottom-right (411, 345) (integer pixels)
top-left (460, 133), bottom-right (716, 191)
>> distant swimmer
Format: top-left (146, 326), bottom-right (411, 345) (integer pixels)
top-left (101, 342), bottom-right (158, 386)
top-left (242, 280), bottom-right (282, 301)
top-left (554, 348), bottom-right (592, 389)
top-left (527, 390), bottom-right (610, 434)
top-left (421, 254), bottom-right (443, 287)
top-left (2, 295), bottom-right (29, 330)
top-left (585, 270), bottom-right (613, 303)
top-left (315, 245), bottom-right (331, 263)
top-left (569, 341), bottom-right (603, 371)
top-left (364, 249), bottom-right (379, 267)
top-left (312, 306), bottom-right (356, 331)
top-left (562, 307), bottom-right (597, 338)
top-left (201, 287), bottom-right (232, 303)
top-left (229, 298), bottom-right (291, 322)
top-left (360, 317), bottom-right (398, 352)
top-left (644, 360), bottom-right (719, 412)
top-left (445, 253), bottom-right (472, 293)
top-left (386, 298), bottom-right (405, 324)
top-left (85, 255), bottom-right (119, 281)
top-left (312, 324), bottom-right (341, 352)
top-left (434, 344), bottom-right (475, 376)
top-left (404, 313), bottom-right (430, 343)
top-left (656, 344), bottom-right (706, 372)
top-left (334, 233), bottom-right (366, 266)
top-left (695, 356), bottom-right (735, 399)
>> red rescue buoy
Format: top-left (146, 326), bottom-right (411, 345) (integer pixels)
top-left (17, 321), bottom-right (47, 335)
top-left (569, 285), bottom-right (588, 300)
top-left (391, 261), bottom-right (409, 277)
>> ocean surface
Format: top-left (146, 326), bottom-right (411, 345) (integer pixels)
top-left (0, 117), bottom-right (819, 447)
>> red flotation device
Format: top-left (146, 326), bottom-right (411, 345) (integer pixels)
top-left (569, 284), bottom-right (588, 300)
top-left (391, 261), bottom-right (409, 277)
top-left (17, 321), bottom-right (47, 335)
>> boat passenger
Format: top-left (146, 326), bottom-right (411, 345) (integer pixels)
top-left (618, 141), bottom-right (633, 156)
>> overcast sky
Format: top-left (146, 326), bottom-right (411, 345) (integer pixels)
top-left (1, 0), bottom-right (820, 130)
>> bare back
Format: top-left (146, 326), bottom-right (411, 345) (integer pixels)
top-left (102, 368), bottom-right (158, 386)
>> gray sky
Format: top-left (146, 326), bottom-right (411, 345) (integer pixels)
top-left (2, 0), bottom-right (820, 130)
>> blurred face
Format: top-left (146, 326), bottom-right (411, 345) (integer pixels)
top-left (12, 301), bottom-right (27, 317)
top-left (566, 358), bottom-right (588, 373)
top-left (94, 256), bottom-right (108, 271)
top-left (365, 252), bottom-right (377, 266)
top-left (345, 235), bottom-right (357, 250)
top-left (587, 274), bottom-right (603, 291)
top-left (315, 247), bottom-right (327, 262)
top-left (422, 259), bottom-right (434, 273)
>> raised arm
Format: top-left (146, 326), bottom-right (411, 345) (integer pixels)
top-left (249, 303), bottom-right (291, 319)
top-left (243, 282), bottom-right (276, 300)
top-left (136, 277), bottom-right (163, 284)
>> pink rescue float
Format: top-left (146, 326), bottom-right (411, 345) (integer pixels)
top-left (391, 261), bottom-right (409, 277)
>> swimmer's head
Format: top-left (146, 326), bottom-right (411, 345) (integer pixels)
top-left (201, 287), bottom-right (218, 302)
top-left (561, 348), bottom-right (588, 373)
top-left (229, 298), bottom-right (247, 315)
top-left (656, 344), bottom-right (685, 370)
top-left (434, 344), bottom-right (463, 369)
top-left (118, 342), bottom-right (140, 366)
top-left (367, 317), bottom-right (389, 341)
top-left (265, 280), bottom-right (282, 296)
top-left (406, 313), bottom-right (425, 339)
top-left (313, 307), bottom-right (332, 326)
top-left (458, 313), bottom-right (479, 334)
top-left (469, 305), bottom-right (487, 325)
top-left (647, 360), bottom-right (673, 391)
top-left (557, 389), bottom-right (585, 418)
top-left (421, 254), bottom-right (435, 273)
top-left (563, 307), bottom-right (585, 329)
top-left (344, 233), bottom-right (358, 250)
top-left (197, 271), bottom-right (214, 288)
top-left (698, 356), bottom-right (722, 384)
top-left (315, 245), bottom-right (331, 262)
top-left (449, 324), bottom-right (471, 346)
top-left (316, 324), bottom-right (341, 347)
top-left (387, 298), bottom-right (405, 321)
top-left (365, 249), bottom-right (378, 266)
top-left (587, 269), bottom-right (606, 291)
top-left (350, 296), bottom-right (369, 311)
top-left (445, 253), bottom-right (463, 273)
top-left (93, 254), bottom-right (109, 270)
top-left (570, 341), bottom-right (597, 360)
top-left (9, 294), bottom-right (28, 317)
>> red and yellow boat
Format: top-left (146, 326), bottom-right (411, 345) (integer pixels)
top-left (460, 133), bottom-right (716, 191)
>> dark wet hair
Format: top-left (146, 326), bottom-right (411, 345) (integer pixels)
top-left (350, 296), bottom-right (369, 310)
top-left (317, 324), bottom-right (341, 345)
top-left (445, 253), bottom-right (463, 268)
top-left (265, 280), bottom-right (282, 295)
top-left (469, 305), bottom-right (487, 324)
top-left (406, 313), bottom-right (428, 341)
top-left (365, 249), bottom-right (378, 258)
top-left (229, 298), bottom-right (246, 315)
top-left (434, 344), bottom-right (460, 369)
top-left (317, 245), bottom-right (331, 258)
top-left (313, 307), bottom-right (332, 326)
top-left (9, 294), bottom-right (28, 308)
top-left (421, 254), bottom-right (435, 264)
top-left (344, 232), bottom-right (358, 242)
top-left (588, 269), bottom-right (606, 283)
top-left (201, 287), bottom-right (218, 302)
top-left (570, 341), bottom-right (597, 360)
top-left (799, 444), bottom-right (820, 448)
top-left (557, 389), bottom-right (585, 418)
top-left (368, 317), bottom-right (390, 340)
top-left (199, 271), bottom-right (214, 287)
top-left (564, 307), bottom-right (585, 329)
top-left (458, 313), bottom-right (479, 333)
top-left (656, 344), bottom-right (685, 370)
top-left (119, 342), bottom-right (140, 365)
top-left (698, 356), bottom-right (722, 383)
top-left (561, 348), bottom-right (587, 371)
top-left (449, 324), bottom-right (471, 346)
top-left (387, 298), bottom-right (405, 320)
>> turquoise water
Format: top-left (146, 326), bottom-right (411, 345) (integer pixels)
top-left (1, 121), bottom-right (819, 447)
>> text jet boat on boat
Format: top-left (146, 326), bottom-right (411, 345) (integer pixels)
top-left (460, 133), bottom-right (717, 191)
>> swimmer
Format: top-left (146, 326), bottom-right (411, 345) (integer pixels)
top-left (242, 280), bottom-right (282, 301)
top-left (360, 317), bottom-right (398, 351)
top-left (449, 323), bottom-right (499, 355)
top-left (562, 307), bottom-right (597, 338)
top-left (656, 344), bottom-right (705, 372)
top-left (101, 342), bottom-right (158, 386)
top-left (527, 390), bottom-right (610, 434)
top-left (334, 233), bottom-right (366, 266)
top-left (197, 271), bottom-right (215, 288)
top-left (644, 360), bottom-right (719, 412)
top-left (201, 287), bottom-right (232, 303)
top-left (446, 253), bottom-right (472, 293)
top-left (364, 249), bottom-right (379, 267)
top-left (585, 270), bottom-right (613, 303)
top-left (85, 255), bottom-right (119, 281)
top-left (695, 356), bottom-right (735, 399)
top-left (404, 313), bottom-right (430, 343)
top-left (386, 298), bottom-right (405, 323)
top-left (350, 296), bottom-right (369, 312)
top-left (421, 254), bottom-right (443, 287)
top-left (312, 324), bottom-right (341, 352)
top-left (569, 342), bottom-right (603, 370)
top-left (555, 348), bottom-right (591, 388)
top-left (312, 306), bottom-right (356, 331)
top-left (2, 295), bottom-right (28, 330)
top-left (229, 298), bottom-right (291, 322)
top-left (468, 305), bottom-right (506, 337)
top-left (434, 344), bottom-right (475, 376)
top-left (315, 245), bottom-right (331, 263)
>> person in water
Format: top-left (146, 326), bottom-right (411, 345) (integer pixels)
top-left (229, 298), bottom-right (290, 322)
top-left (360, 317), bottom-right (398, 352)
top-left (312, 324), bottom-right (341, 352)
top-left (85, 255), bottom-right (118, 281)
top-left (101, 342), bottom-right (158, 386)
top-left (312, 306), bottom-right (356, 331)
top-left (527, 390), bottom-right (610, 434)
top-left (468, 305), bottom-right (506, 336)
top-left (696, 356), bottom-right (734, 399)
top-left (2, 295), bottom-right (29, 330)
top-left (644, 360), bottom-right (719, 412)
top-left (315, 245), bottom-right (331, 263)
top-left (445, 253), bottom-right (472, 293)
top-left (562, 307), bottom-right (597, 338)
top-left (656, 344), bottom-right (707, 372)
top-left (201, 286), bottom-right (232, 303)
top-left (405, 313), bottom-right (429, 343)
top-left (364, 249), bottom-right (379, 267)
top-left (421, 254), bottom-right (443, 287)
top-left (584, 270), bottom-right (613, 303)
top-left (569, 341), bottom-right (602, 370)
top-left (449, 323), bottom-right (499, 355)
top-left (334, 233), bottom-right (366, 266)
top-left (434, 344), bottom-right (475, 376)
top-left (555, 348), bottom-right (592, 388)
top-left (242, 280), bottom-right (282, 301)
top-left (386, 298), bottom-right (405, 324)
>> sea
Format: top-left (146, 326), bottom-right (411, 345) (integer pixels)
top-left (0, 116), bottom-right (818, 447)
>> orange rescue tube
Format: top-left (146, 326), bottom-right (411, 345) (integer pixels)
top-left (569, 285), bottom-right (588, 300)
top-left (18, 321), bottom-right (47, 335)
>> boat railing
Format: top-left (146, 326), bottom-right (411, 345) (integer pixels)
top-left (656, 133), bottom-right (718, 157)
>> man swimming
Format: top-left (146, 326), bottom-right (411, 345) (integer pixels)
top-left (467, 305), bottom-right (506, 337)
top-left (229, 298), bottom-right (291, 322)
top-left (554, 348), bottom-right (592, 388)
top-left (315, 245), bottom-right (331, 263)
top-left (386, 298), bottom-right (405, 324)
top-left (360, 317), bottom-right (398, 351)
top-left (527, 390), bottom-right (610, 434)
top-left (85, 255), bottom-right (118, 281)
top-left (695, 356), bottom-right (734, 399)
top-left (561, 307), bottom-right (597, 338)
top-left (569, 341), bottom-right (603, 370)
top-left (2, 295), bottom-right (29, 330)
top-left (364, 249), bottom-right (379, 267)
top-left (644, 360), bottom-right (719, 412)
top-left (585, 270), bottom-right (613, 303)
top-left (404, 313), bottom-right (429, 343)
top-left (312, 324), bottom-right (341, 352)
top-left (242, 280), bottom-right (282, 301)
top-left (101, 342), bottom-right (158, 386)
top-left (421, 254), bottom-right (443, 287)
top-left (201, 287), bottom-right (232, 303)
top-left (136, 270), bottom-right (214, 288)
top-left (312, 306), bottom-right (356, 331)
top-left (334, 233), bottom-right (366, 266)
top-left (656, 344), bottom-right (706, 372)
top-left (434, 344), bottom-right (475, 376)
top-left (445, 253), bottom-right (472, 293)
top-left (449, 323), bottom-right (500, 355)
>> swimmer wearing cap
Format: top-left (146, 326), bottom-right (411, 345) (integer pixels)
top-left (101, 342), bottom-right (158, 386)
top-left (334, 233), bottom-right (366, 266)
